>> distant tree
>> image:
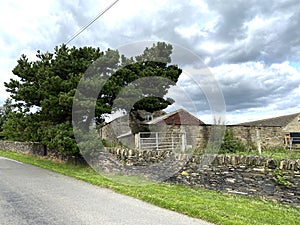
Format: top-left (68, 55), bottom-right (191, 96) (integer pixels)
top-left (4, 42), bottom-right (182, 156)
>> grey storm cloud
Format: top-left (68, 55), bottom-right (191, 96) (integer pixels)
top-left (205, 0), bottom-right (300, 65)
top-left (212, 62), bottom-right (300, 112)
top-left (168, 59), bottom-right (300, 118)
top-left (54, 1), bottom-right (206, 51)
top-left (34, 0), bottom-right (300, 66)
top-left (1, 0), bottom-right (300, 123)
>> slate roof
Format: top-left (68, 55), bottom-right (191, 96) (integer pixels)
top-left (145, 109), bottom-right (205, 125)
top-left (238, 112), bottom-right (300, 127)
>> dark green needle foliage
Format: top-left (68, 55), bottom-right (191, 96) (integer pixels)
top-left (3, 42), bottom-right (182, 156)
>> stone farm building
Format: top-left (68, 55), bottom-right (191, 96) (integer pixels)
top-left (100, 109), bottom-right (300, 151)
top-left (235, 112), bottom-right (300, 149)
top-left (100, 109), bottom-right (207, 150)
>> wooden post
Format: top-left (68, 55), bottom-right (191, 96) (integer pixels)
top-left (256, 127), bottom-right (262, 155)
top-left (135, 133), bottom-right (140, 150)
top-left (156, 132), bottom-right (159, 151)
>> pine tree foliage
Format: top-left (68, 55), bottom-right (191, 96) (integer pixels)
top-left (3, 42), bottom-right (182, 155)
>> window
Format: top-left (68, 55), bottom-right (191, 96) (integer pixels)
top-left (144, 113), bottom-right (153, 121)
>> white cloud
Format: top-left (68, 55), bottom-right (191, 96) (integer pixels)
top-left (175, 25), bottom-right (208, 39)
top-left (211, 61), bottom-right (300, 123)
top-left (164, 60), bottom-right (300, 124)
top-left (199, 41), bottom-right (228, 54)
top-left (0, 0), bottom-right (300, 125)
top-left (190, 0), bottom-right (209, 13)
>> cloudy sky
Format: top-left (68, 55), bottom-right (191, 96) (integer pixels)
top-left (1, 0), bottom-right (300, 124)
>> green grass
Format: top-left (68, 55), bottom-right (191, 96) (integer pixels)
top-left (260, 150), bottom-right (300, 160)
top-left (1, 149), bottom-right (299, 225)
top-left (230, 149), bottom-right (300, 160)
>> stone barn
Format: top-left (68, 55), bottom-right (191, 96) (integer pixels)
top-left (99, 109), bottom-right (207, 150)
top-left (100, 109), bottom-right (300, 151)
top-left (234, 112), bottom-right (300, 149)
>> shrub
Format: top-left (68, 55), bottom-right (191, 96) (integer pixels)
top-left (219, 128), bottom-right (247, 153)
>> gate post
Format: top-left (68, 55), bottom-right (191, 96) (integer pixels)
top-left (156, 132), bottom-right (159, 151)
top-left (256, 127), bottom-right (262, 155)
top-left (135, 133), bottom-right (140, 150)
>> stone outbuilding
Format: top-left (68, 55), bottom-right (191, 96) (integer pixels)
top-left (238, 112), bottom-right (300, 132)
top-left (100, 109), bottom-right (300, 151)
top-left (235, 112), bottom-right (300, 149)
top-left (100, 109), bottom-right (206, 150)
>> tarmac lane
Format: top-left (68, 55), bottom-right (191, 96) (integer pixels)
top-left (0, 156), bottom-right (214, 225)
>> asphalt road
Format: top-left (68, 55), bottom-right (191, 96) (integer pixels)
top-left (0, 156), bottom-right (214, 225)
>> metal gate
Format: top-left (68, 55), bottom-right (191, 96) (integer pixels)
top-left (136, 132), bottom-right (186, 152)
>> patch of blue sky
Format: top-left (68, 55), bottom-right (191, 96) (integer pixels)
top-left (289, 61), bottom-right (300, 72)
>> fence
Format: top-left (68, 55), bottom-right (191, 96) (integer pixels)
top-left (136, 132), bottom-right (186, 152)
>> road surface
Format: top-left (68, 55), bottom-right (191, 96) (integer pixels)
top-left (0, 156), bottom-right (214, 225)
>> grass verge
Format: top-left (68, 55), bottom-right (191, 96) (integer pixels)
top-left (224, 149), bottom-right (300, 160)
top-left (0, 149), bottom-right (299, 225)
top-left (259, 150), bottom-right (300, 160)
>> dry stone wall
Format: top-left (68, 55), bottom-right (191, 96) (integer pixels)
top-left (0, 141), bottom-right (46, 156)
top-left (0, 141), bottom-right (79, 162)
top-left (169, 154), bottom-right (300, 207)
top-left (104, 147), bottom-right (300, 207)
top-left (105, 147), bottom-right (173, 166)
